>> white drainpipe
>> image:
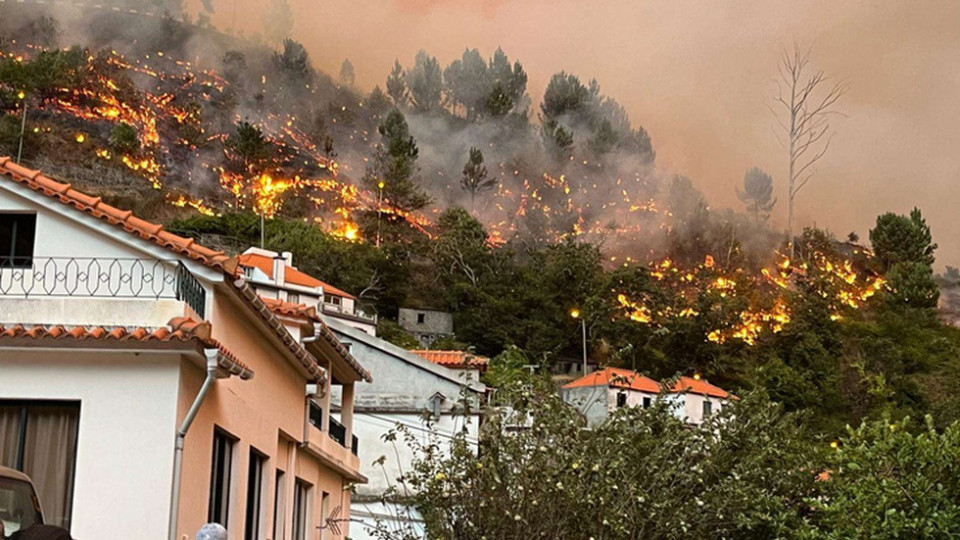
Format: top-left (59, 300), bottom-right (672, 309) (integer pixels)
top-left (168, 349), bottom-right (220, 540)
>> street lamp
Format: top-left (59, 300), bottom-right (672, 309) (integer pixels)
top-left (376, 180), bottom-right (385, 248)
top-left (570, 308), bottom-right (587, 375)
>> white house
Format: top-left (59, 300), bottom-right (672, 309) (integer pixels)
top-left (323, 317), bottom-right (486, 540)
top-left (238, 247), bottom-right (378, 335)
top-left (561, 368), bottom-right (734, 427)
top-left (0, 157), bottom-right (368, 539)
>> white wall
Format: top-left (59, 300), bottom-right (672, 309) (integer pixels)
top-left (349, 501), bottom-right (425, 540)
top-left (0, 350), bottom-right (181, 540)
top-left (344, 411), bottom-right (478, 497)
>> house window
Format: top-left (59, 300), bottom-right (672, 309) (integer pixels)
top-left (0, 401), bottom-right (80, 531)
top-left (308, 400), bottom-right (323, 430)
top-left (273, 470), bottom-right (285, 540)
top-left (616, 392), bottom-right (627, 408)
top-left (0, 213), bottom-right (37, 268)
top-left (244, 449), bottom-right (266, 540)
top-left (320, 491), bottom-right (330, 540)
top-left (287, 293), bottom-right (300, 304)
top-left (642, 397), bottom-right (652, 409)
top-left (208, 428), bottom-right (236, 527)
top-left (292, 479), bottom-right (311, 540)
top-left (417, 313), bottom-right (425, 324)
top-left (331, 295), bottom-right (341, 306)
top-left (703, 400), bottom-right (713, 418)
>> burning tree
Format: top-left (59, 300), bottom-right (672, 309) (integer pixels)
top-left (460, 147), bottom-right (495, 209)
top-left (771, 44), bottom-right (845, 257)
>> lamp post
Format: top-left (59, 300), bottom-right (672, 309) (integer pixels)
top-left (570, 308), bottom-right (587, 375)
top-left (376, 180), bottom-right (384, 248)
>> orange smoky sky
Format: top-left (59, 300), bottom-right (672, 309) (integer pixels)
top-left (209, 0), bottom-right (960, 268)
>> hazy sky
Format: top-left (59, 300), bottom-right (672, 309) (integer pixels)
top-left (219, 0), bottom-right (960, 267)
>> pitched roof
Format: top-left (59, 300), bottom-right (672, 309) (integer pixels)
top-left (0, 316), bottom-right (253, 379)
top-left (563, 367), bottom-right (661, 394)
top-left (411, 350), bottom-right (489, 371)
top-left (0, 157), bottom-right (235, 273)
top-left (238, 252), bottom-right (355, 298)
top-left (260, 296), bottom-right (372, 383)
top-left (670, 376), bottom-right (732, 399)
top-left (324, 316), bottom-right (485, 394)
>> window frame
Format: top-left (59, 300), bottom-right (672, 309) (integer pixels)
top-left (244, 447), bottom-right (266, 540)
top-left (616, 391), bottom-right (628, 408)
top-left (0, 213), bottom-right (37, 268)
top-left (273, 470), bottom-right (286, 540)
top-left (292, 479), bottom-right (312, 540)
top-left (208, 427), bottom-right (237, 528)
top-left (702, 399), bottom-right (713, 418)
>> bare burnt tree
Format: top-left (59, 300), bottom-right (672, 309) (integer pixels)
top-left (771, 43), bottom-right (846, 257)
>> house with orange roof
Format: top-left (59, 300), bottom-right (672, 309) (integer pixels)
top-left (0, 157), bottom-right (368, 540)
top-left (238, 247), bottom-right (378, 335)
top-left (411, 349), bottom-right (489, 380)
top-left (321, 317), bottom-right (485, 539)
top-left (561, 368), bottom-right (734, 427)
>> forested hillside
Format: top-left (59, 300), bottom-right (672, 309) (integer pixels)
top-left (1, 6), bottom-right (958, 436)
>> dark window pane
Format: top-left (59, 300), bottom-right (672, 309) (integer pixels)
top-left (245, 450), bottom-right (265, 540)
top-left (0, 214), bottom-right (37, 268)
top-left (208, 429), bottom-right (235, 526)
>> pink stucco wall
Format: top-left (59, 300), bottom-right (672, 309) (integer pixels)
top-left (173, 292), bottom-right (358, 539)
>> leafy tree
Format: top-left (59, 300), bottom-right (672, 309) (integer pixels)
top-left (886, 261), bottom-right (940, 309)
top-left (338, 58), bottom-right (355, 87)
top-left (385, 60), bottom-right (408, 107)
top-left (363, 109), bottom-right (430, 213)
top-left (377, 319), bottom-right (420, 349)
top-left (272, 39), bottom-right (313, 86)
top-left (407, 51), bottom-right (443, 112)
top-left (443, 48), bottom-right (489, 120)
top-left (109, 123), bottom-right (140, 155)
top-left (460, 147), bottom-right (495, 208)
top-left (870, 208), bottom-right (937, 271)
top-left (809, 416), bottom-right (960, 538)
top-left (389, 389), bottom-right (822, 539)
top-left (737, 167), bottom-right (777, 222)
top-left (485, 47), bottom-right (528, 117)
top-left (225, 121), bottom-right (273, 169)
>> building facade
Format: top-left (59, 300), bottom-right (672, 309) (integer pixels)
top-left (0, 157), bottom-right (367, 539)
top-left (397, 308), bottom-right (454, 348)
top-left (239, 247), bottom-right (378, 335)
top-left (561, 368), bottom-right (733, 427)
top-left (323, 318), bottom-right (485, 539)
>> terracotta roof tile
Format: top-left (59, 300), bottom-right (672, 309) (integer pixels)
top-left (259, 296), bottom-right (372, 382)
top-left (670, 376), bottom-right (733, 399)
top-left (0, 317), bottom-right (253, 379)
top-left (563, 367), bottom-right (661, 393)
top-left (0, 157), bottom-right (235, 273)
top-left (238, 253), bottom-right (355, 298)
top-left (411, 350), bottom-right (489, 371)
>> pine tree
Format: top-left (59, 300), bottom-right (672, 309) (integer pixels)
top-left (737, 167), bottom-right (777, 222)
top-left (386, 60), bottom-right (407, 107)
top-left (363, 109), bottom-right (430, 213)
top-left (461, 147), bottom-right (495, 209)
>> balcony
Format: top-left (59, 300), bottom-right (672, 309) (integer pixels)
top-left (309, 401), bottom-right (358, 457)
top-left (0, 257), bottom-right (206, 318)
top-left (320, 301), bottom-right (377, 323)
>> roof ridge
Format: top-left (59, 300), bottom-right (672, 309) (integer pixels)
top-left (0, 157), bottom-right (235, 274)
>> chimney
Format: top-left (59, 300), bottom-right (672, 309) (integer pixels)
top-left (273, 255), bottom-right (286, 286)
top-left (282, 251), bottom-right (293, 266)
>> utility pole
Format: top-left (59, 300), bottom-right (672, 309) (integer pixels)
top-left (16, 99), bottom-right (27, 164)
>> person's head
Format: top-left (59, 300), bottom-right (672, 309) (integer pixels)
top-left (196, 523), bottom-right (227, 540)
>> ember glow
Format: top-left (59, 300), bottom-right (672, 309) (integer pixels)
top-left (615, 251), bottom-right (886, 346)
